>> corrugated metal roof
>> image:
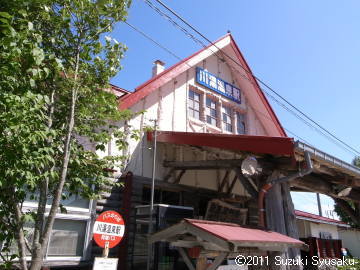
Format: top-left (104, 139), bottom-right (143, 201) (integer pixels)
top-left (185, 219), bottom-right (304, 245)
top-left (295, 210), bottom-right (350, 227)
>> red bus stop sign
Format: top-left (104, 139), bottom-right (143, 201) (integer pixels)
top-left (93, 210), bottom-right (125, 248)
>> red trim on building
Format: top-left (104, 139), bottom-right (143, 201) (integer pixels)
top-left (295, 210), bottom-right (347, 225)
top-left (228, 36), bottom-right (287, 137)
top-left (136, 33), bottom-right (232, 92)
top-left (117, 33), bottom-right (287, 137)
top-left (118, 34), bottom-right (231, 110)
top-left (147, 131), bottom-right (294, 156)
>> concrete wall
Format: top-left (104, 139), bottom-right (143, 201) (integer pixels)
top-left (296, 219), bottom-right (340, 239)
top-left (339, 228), bottom-right (360, 258)
top-left (296, 219), bottom-right (311, 238)
top-left (309, 222), bottom-right (339, 239)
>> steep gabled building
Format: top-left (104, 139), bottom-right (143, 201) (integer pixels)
top-left (108, 33), bottom-right (360, 270)
top-left (108, 33), bottom-right (305, 269)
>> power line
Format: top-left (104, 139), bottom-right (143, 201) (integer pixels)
top-left (150, 0), bottom-right (360, 157)
top-left (142, 0), bottom-right (268, 93)
top-left (262, 88), bottom-right (357, 156)
top-left (124, 15), bottom-right (357, 157)
top-left (145, 0), bottom-right (351, 153)
top-left (124, 21), bottom-right (183, 62)
top-left (123, 21), bottom-right (319, 150)
top-left (126, 6), bottom-right (358, 157)
top-left (144, 2), bottom-right (358, 157)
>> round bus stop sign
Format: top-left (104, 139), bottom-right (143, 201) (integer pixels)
top-left (93, 210), bottom-right (125, 248)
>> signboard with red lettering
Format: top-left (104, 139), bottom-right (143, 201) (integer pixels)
top-left (93, 210), bottom-right (125, 248)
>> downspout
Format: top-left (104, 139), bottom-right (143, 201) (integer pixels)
top-left (258, 151), bottom-right (313, 227)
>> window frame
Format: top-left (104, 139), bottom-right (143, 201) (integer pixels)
top-left (205, 96), bottom-right (218, 127)
top-left (222, 105), bottom-right (233, 132)
top-left (188, 89), bottom-right (201, 120)
top-left (236, 111), bottom-right (246, 135)
top-left (44, 215), bottom-right (92, 260)
top-left (19, 196), bottom-right (95, 261)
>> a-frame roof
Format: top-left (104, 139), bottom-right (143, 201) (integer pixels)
top-left (119, 33), bottom-right (287, 137)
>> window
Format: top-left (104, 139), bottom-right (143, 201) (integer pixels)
top-left (222, 106), bottom-right (232, 132)
top-left (206, 97), bottom-right (217, 126)
top-left (237, 112), bottom-right (246, 134)
top-left (188, 90), bottom-right (201, 120)
top-left (47, 219), bottom-right (87, 256)
top-left (4, 219), bottom-right (88, 258)
top-left (19, 190), bottom-right (93, 260)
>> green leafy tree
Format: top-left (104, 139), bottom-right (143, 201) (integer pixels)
top-left (0, 1), bottom-right (134, 269)
top-left (334, 156), bottom-right (360, 229)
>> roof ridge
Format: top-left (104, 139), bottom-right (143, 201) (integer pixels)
top-left (295, 209), bottom-right (346, 224)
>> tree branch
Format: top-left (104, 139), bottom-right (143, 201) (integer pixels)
top-left (334, 198), bottom-right (360, 226)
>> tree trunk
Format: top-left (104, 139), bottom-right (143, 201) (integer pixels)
top-left (29, 52), bottom-right (80, 270)
top-left (31, 90), bottom-right (54, 264)
top-left (14, 204), bottom-right (28, 270)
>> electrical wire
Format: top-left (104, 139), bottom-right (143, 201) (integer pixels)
top-left (123, 21), bottom-right (318, 149)
top-left (124, 21), bottom-right (184, 62)
top-left (124, 9), bottom-right (358, 157)
top-left (124, 17), bottom-right (355, 157)
top-left (262, 88), bottom-right (357, 156)
top-left (147, 0), bottom-right (360, 157)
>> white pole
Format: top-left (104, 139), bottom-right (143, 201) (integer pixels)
top-left (147, 119), bottom-right (157, 270)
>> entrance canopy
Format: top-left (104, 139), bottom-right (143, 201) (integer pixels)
top-left (147, 131), bottom-right (294, 156)
top-left (147, 131), bottom-right (360, 202)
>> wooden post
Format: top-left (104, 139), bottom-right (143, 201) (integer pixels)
top-left (265, 172), bottom-right (286, 234)
top-left (195, 256), bottom-right (207, 270)
top-left (102, 241), bottom-right (110, 258)
top-left (282, 182), bottom-right (303, 269)
top-left (265, 171), bottom-right (303, 270)
top-left (178, 248), bottom-right (196, 270)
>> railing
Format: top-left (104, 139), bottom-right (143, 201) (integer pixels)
top-left (295, 141), bottom-right (360, 176)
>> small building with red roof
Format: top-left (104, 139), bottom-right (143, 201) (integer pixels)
top-left (295, 210), bottom-right (350, 259)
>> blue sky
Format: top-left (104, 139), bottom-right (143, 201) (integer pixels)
top-left (110, 0), bottom-right (360, 216)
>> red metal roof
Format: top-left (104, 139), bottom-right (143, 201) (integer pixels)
top-left (118, 35), bottom-right (227, 110)
top-left (185, 219), bottom-right (304, 246)
top-left (295, 210), bottom-right (347, 226)
top-left (111, 84), bottom-right (130, 98)
top-left (227, 35), bottom-right (286, 137)
top-left (147, 131), bottom-right (294, 156)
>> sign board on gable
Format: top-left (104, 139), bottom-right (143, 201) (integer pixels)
top-left (196, 67), bottom-right (241, 104)
top-left (93, 210), bottom-right (125, 248)
top-left (93, 257), bottom-right (118, 270)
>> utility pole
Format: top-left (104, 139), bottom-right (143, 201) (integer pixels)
top-left (147, 119), bottom-right (157, 270)
top-left (316, 193), bottom-right (323, 217)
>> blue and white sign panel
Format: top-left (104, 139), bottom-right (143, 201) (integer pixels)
top-left (196, 67), bottom-right (241, 104)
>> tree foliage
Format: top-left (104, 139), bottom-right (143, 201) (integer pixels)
top-left (0, 0), bottom-right (133, 269)
top-left (334, 156), bottom-right (360, 229)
